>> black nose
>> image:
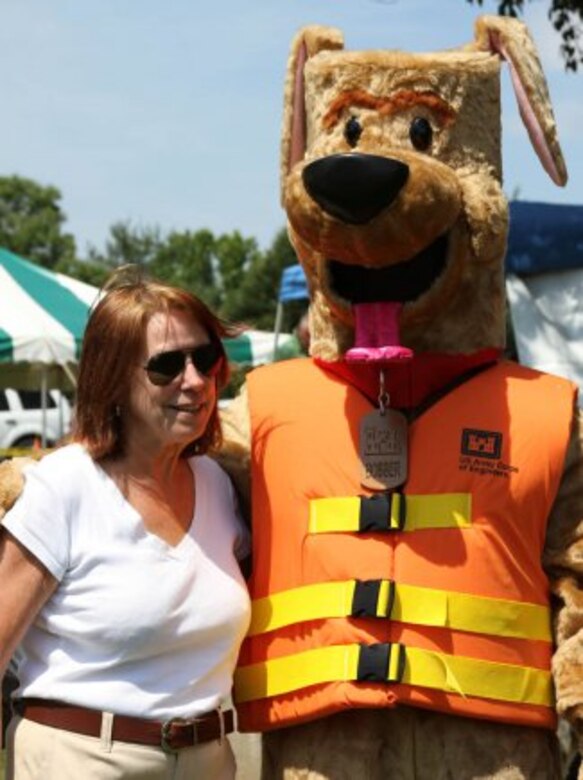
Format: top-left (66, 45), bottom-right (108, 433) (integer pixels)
top-left (302, 153), bottom-right (409, 225)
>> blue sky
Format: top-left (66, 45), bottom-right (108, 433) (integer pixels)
top-left (1, 0), bottom-right (581, 255)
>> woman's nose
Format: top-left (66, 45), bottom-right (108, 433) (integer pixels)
top-left (181, 356), bottom-right (207, 387)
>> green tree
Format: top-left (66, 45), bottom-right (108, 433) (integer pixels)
top-left (0, 175), bottom-right (76, 268)
top-left (87, 221), bottom-right (162, 269)
top-left (467, 0), bottom-right (583, 71)
top-left (148, 229), bottom-right (222, 310)
top-left (215, 232), bottom-right (262, 323)
top-left (231, 228), bottom-right (300, 330)
top-left (68, 218), bottom-right (300, 332)
top-left (55, 255), bottom-right (111, 288)
top-left (146, 227), bottom-right (267, 324)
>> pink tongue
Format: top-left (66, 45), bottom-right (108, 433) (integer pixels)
top-left (345, 302), bottom-right (413, 363)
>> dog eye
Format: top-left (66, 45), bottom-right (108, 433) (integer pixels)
top-left (409, 117), bottom-right (433, 151)
top-left (344, 116), bottom-right (362, 147)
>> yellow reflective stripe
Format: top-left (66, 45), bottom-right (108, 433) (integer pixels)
top-left (249, 581), bottom-right (358, 636)
top-left (404, 646), bottom-right (552, 707)
top-left (309, 497), bottom-right (361, 533)
top-left (234, 644), bottom-right (552, 708)
top-left (378, 580), bottom-right (393, 618)
top-left (309, 493), bottom-right (472, 533)
top-left (247, 581), bottom-right (551, 642)
top-left (235, 645), bottom-right (361, 703)
top-left (393, 584), bottom-right (551, 642)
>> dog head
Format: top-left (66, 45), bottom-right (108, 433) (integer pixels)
top-left (281, 17), bottom-right (567, 362)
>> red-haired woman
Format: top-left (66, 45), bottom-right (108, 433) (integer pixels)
top-left (0, 268), bottom-right (250, 779)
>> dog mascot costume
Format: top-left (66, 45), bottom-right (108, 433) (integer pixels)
top-left (1, 14), bottom-right (582, 780)
top-left (220, 15), bottom-right (583, 780)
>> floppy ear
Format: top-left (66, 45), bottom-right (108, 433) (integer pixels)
top-left (280, 26), bottom-right (344, 203)
top-left (473, 15), bottom-right (567, 186)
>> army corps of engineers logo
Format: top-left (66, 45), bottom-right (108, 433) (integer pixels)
top-left (459, 428), bottom-right (518, 478)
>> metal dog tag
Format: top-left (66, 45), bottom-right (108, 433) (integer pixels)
top-left (359, 408), bottom-right (408, 491)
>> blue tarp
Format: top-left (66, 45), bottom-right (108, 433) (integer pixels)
top-left (506, 201), bottom-right (583, 276)
top-left (279, 264), bottom-right (308, 302)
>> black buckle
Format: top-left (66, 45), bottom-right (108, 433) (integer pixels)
top-left (356, 643), bottom-right (406, 684)
top-left (359, 493), bottom-right (406, 532)
top-left (351, 579), bottom-right (395, 619)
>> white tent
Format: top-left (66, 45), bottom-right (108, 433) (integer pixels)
top-left (0, 248), bottom-right (99, 392)
top-left (505, 202), bottom-right (583, 406)
top-left (224, 330), bottom-right (294, 367)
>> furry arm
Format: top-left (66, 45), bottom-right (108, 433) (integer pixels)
top-left (544, 406), bottom-right (583, 769)
top-left (217, 387), bottom-right (252, 524)
top-left (0, 458), bottom-right (35, 522)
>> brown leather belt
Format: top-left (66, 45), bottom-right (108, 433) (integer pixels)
top-left (15, 698), bottom-right (234, 753)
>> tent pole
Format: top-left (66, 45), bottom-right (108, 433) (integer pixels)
top-left (273, 302), bottom-right (284, 361)
top-left (61, 361), bottom-right (77, 388)
top-left (41, 367), bottom-right (48, 448)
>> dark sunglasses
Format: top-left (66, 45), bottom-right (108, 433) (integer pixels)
top-left (144, 342), bottom-right (223, 386)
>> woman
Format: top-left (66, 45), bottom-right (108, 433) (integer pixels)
top-left (0, 267), bottom-right (251, 779)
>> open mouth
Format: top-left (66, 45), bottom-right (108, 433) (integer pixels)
top-left (327, 233), bottom-right (449, 304)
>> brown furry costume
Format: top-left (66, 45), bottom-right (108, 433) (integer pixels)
top-left (219, 16), bottom-right (583, 780)
top-left (1, 16), bottom-right (583, 780)
top-left (0, 458), bottom-right (34, 523)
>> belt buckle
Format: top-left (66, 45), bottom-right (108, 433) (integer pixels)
top-left (161, 716), bottom-right (191, 754)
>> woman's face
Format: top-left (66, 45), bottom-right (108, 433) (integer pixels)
top-left (124, 308), bottom-right (218, 456)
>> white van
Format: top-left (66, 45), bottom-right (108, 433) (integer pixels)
top-left (0, 389), bottom-right (72, 450)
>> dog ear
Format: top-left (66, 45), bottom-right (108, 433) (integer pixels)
top-left (473, 15), bottom-right (567, 186)
top-left (280, 26), bottom-right (344, 203)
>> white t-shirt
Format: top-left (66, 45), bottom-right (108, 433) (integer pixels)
top-left (3, 443), bottom-right (251, 720)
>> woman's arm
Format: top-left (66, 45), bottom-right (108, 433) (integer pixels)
top-left (0, 529), bottom-right (57, 734)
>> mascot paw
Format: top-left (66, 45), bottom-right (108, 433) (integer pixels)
top-left (0, 457), bottom-right (35, 521)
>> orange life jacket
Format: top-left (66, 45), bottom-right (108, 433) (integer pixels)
top-left (234, 359), bottom-right (575, 733)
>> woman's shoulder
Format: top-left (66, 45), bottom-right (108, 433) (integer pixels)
top-left (189, 455), bottom-right (240, 510)
top-left (190, 454), bottom-right (230, 486)
top-left (27, 443), bottom-right (95, 485)
top-left (191, 454), bottom-right (249, 555)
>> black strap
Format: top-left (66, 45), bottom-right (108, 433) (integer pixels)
top-left (359, 493), bottom-right (406, 532)
top-left (405, 361), bottom-right (498, 423)
top-left (351, 579), bottom-right (395, 619)
top-left (356, 642), bottom-right (406, 683)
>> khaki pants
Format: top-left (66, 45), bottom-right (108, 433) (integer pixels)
top-left (5, 715), bottom-right (236, 780)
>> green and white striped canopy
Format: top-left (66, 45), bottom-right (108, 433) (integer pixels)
top-left (0, 248), bottom-right (98, 388)
top-left (223, 330), bottom-right (293, 367)
top-left (0, 248), bottom-right (291, 388)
